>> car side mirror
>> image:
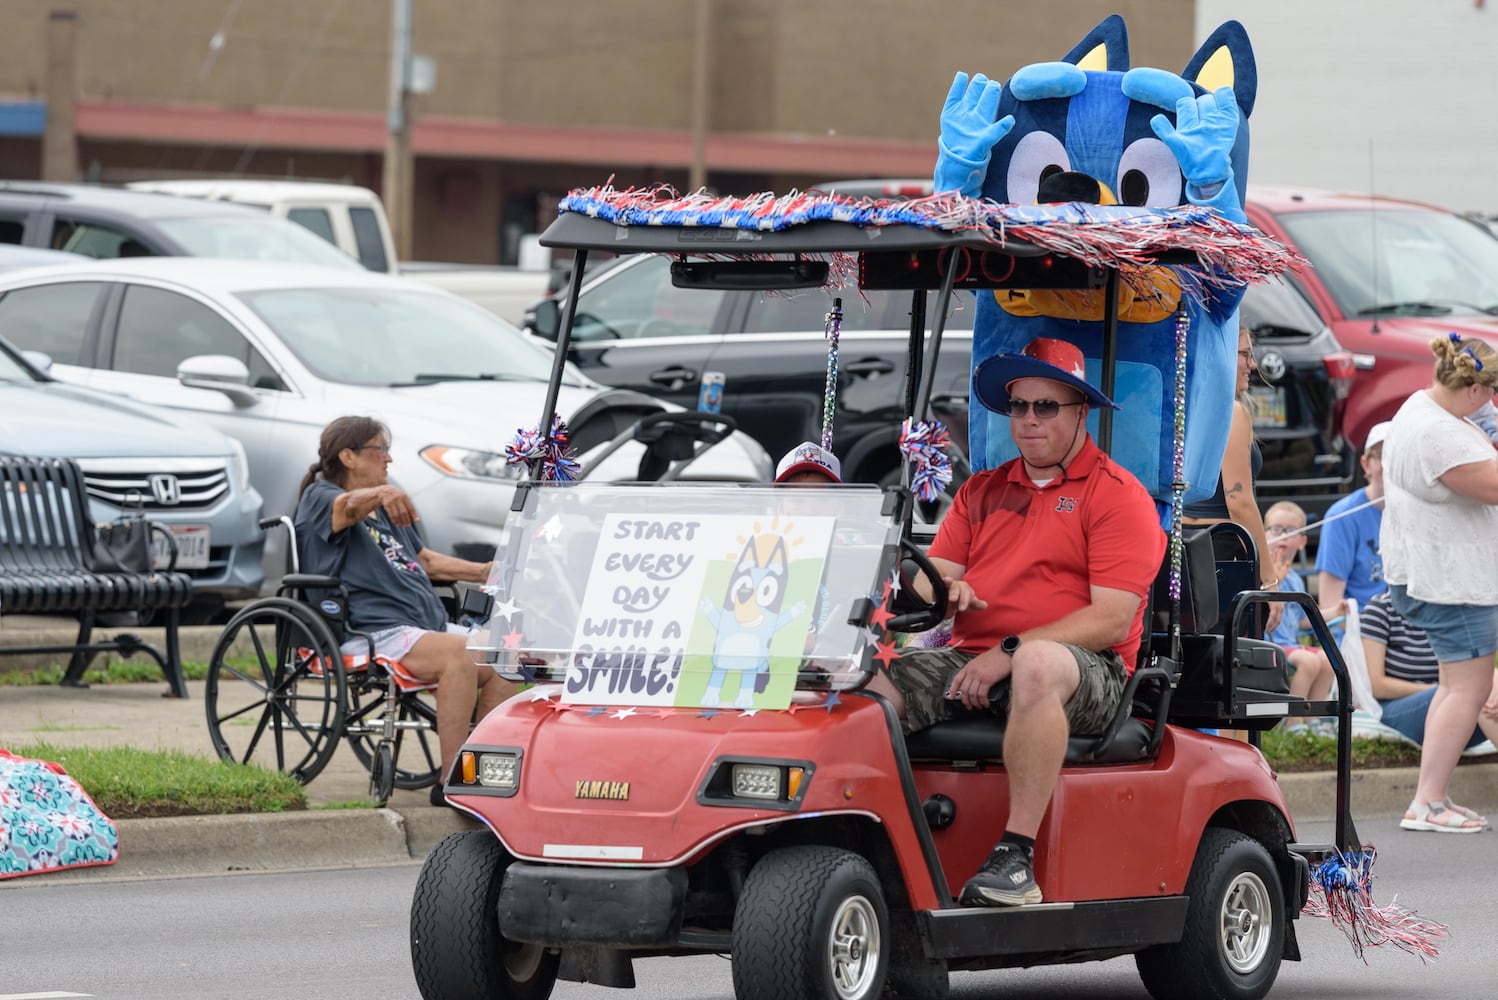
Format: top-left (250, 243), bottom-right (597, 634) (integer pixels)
top-left (20, 350), bottom-right (53, 375)
top-left (529, 298), bottom-right (560, 341)
top-left (179, 354), bottom-right (257, 407)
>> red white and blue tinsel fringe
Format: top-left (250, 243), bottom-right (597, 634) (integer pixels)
top-left (556, 185), bottom-right (1307, 293)
top-left (898, 419), bottom-right (953, 502)
top-left (1304, 848), bottom-right (1446, 962)
top-left (506, 415), bottom-right (581, 482)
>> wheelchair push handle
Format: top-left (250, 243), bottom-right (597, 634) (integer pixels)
top-left (259, 515), bottom-right (300, 574)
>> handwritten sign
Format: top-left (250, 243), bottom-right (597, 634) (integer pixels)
top-left (564, 513), bottom-right (833, 708)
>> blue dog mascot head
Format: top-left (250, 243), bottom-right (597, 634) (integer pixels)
top-left (936, 16), bottom-right (1256, 511)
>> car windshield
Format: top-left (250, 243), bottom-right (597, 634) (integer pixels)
top-left (236, 286), bottom-right (566, 387)
top-left (155, 216), bottom-right (363, 270)
top-left (1279, 207), bottom-right (1498, 318)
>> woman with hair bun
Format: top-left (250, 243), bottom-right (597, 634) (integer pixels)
top-left (1382, 334), bottom-right (1498, 833)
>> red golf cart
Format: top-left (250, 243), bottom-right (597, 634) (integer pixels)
top-left (409, 192), bottom-right (1357, 1000)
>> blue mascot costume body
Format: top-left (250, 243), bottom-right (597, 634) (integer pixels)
top-left (936, 15), bottom-right (1256, 510)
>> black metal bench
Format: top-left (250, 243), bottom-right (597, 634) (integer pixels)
top-left (0, 455), bottom-right (195, 697)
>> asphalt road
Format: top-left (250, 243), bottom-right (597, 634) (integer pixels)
top-left (2, 818), bottom-right (1492, 1000)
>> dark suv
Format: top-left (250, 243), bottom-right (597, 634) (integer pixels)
top-left (523, 257), bottom-right (1351, 514)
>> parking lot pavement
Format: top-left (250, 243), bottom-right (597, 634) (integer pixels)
top-left (3, 651), bottom-right (1496, 881)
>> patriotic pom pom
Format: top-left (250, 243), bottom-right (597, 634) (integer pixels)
top-left (899, 419), bottom-right (953, 502)
top-left (505, 415), bottom-right (581, 483)
top-left (1304, 848), bottom-right (1446, 962)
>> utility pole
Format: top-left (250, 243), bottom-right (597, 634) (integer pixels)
top-left (382, 0), bottom-right (414, 261)
top-left (688, 0), bottom-right (711, 192)
top-left (42, 9), bottom-right (79, 182)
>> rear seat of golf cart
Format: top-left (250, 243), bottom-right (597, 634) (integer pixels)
top-left (902, 523), bottom-right (1293, 765)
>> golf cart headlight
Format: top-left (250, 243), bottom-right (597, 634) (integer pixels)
top-left (421, 445), bottom-right (522, 482)
top-left (477, 752), bottom-right (519, 789)
top-left (731, 763), bottom-right (782, 800)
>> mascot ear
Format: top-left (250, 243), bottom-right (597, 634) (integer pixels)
top-left (1060, 13), bottom-right (1129, 71)
top-left (1184, 20), bottom-right (1257, 118)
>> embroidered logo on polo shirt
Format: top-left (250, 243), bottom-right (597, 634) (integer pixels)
top-left (1054, 496), bottom-right (1079, 513)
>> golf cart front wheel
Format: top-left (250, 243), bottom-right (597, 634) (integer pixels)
top-left (1135, 827), bottom-right (1285, 1000)
top-left (731, 845), bottom-right (889, 1000)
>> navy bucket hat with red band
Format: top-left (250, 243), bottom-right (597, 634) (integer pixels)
top-left (972, 337), bottom-right (1119, 414)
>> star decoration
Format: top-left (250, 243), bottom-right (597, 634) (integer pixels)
top-left (491, 597), bottom-right (520, 620)
top-left (610, 706), bottom-right (638, 720)
top-left (823, 691), bottom-right (841, 714)
top-left (698, 708), bottom-right (720, 720)
top-left (870, 603), bottom-right (894, 629)
top-left (548, 699), bottom-right (571, 712)
top-left (738, 708), bottom-right (760, 717)
top-left (873, 639), bottom-right (899, 669)
top-left (653, 707), bottom-right (676, 718)
top-left (502, 627), bottom-right (523, 650)
top-left (527, 687), bottom-right (558, 702)
top-left (786, 701), bottom-right (802, 715)
top-left (887, 567), bottom-right (903, 594)
top-left (585, 705), bottom-right (607, 717)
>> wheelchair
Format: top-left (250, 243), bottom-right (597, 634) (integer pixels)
top-left (203, 516), bottom-right (484, 805)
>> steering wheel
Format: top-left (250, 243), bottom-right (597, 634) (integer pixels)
top-left (632, 410), bottom-right (739, 481)
top-left (885, 538), bottom-right (950, 634)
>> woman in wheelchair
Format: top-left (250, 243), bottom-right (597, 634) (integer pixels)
top-left (294, 416), bottom-right (516, 803)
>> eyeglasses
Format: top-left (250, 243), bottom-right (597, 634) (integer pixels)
top-left (1002, 398), bottom-right (1085, 420)
top-left (1264, 524), bottom-right (1299, 536)
top-left (354, 444), bottom-right (392, 455)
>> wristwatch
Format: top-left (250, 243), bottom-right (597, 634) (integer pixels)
top-left (1000, 634), bottom-right (1022, 656)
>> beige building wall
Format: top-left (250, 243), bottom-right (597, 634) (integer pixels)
top-left (0, 0), bottom-right (1195, 261)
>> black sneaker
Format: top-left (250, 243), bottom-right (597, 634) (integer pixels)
top-left (959, 844), bottom-right (1042, 906)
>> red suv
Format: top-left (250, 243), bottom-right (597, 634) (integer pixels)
top-left (1246, 185), bottom-right (1498, 450)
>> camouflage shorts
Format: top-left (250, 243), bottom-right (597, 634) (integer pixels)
top-left (887, 643), bottom-right (1126, 736)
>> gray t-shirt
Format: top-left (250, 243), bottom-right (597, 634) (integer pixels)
top-left (294, 479), bottom-right (447, 634)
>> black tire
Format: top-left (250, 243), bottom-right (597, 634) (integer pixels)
top-left (411, 830), bottom-right (559, 1000)
top-left (369, 742), bottom-right (394, 807)
top-left (1135, 828), bottom-right (1285, 1000)
top-left (731, 845), bottom-right (889, 1000)
top-left (346, 683), bottom-right (441, 789)
top-left (204, 598), bottom-right (346, 784)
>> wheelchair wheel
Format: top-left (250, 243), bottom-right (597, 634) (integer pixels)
top-left (346, 683), bottom-right (441, 790)
top-left (205, 598), bottom-right (347, 785)
top-left (369, 743), bottom-right (395, 807)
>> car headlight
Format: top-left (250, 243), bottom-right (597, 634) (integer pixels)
top-left (420, 445), bottom-right (523, 482)
top-left (225, 437), bottom-right (251, 491)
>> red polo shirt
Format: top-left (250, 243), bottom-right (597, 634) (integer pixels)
top-left (927, 437), bottom-right (1164, 669)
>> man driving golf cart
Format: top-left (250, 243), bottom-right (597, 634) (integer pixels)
top-left (868, 336), bottom-right (1164, 906)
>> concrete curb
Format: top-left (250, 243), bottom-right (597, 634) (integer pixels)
top-left (0, 618), bottom-right (226, 673)
top-left (19, 764), bottom-right (1493, 885)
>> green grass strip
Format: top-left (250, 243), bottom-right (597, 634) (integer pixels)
top-left (9, 741), bottom-right (306, 819)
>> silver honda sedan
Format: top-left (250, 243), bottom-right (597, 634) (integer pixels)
top-left (0, 258), bottom-right (772, 586)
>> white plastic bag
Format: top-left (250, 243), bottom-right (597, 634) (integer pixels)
top-left (1337, 598), bottom-right (1382, 721)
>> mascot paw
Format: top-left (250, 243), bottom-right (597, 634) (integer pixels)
top-left (1150, 85), bottom-right (1239, 188)
top-left (935, 71), bottom-right (1014, 196)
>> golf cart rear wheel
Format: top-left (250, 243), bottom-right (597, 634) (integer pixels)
top-left (204, 598), bottom-right (346, 785)
top-left (731, 845), bottom-right (889, 1000)
top-left (1135, 827), bottom-right (1285, 1000)
top-left (346, 684), bottom-right (441, 789)
top-left (410, 830), bottom-right (559, 1000)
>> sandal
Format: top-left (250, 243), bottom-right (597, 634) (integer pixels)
top-left (1446, 801), bottom-right (1490, 828)
top-left (1400, 800), bottom-right (1487, 833)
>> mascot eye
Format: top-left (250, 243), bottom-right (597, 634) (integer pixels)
top-left (732, 574), bottom-right (755, 600)
top-left (1117, 137), bottom-right (1182, 207)
top-left (1006, 131), bottom-right (1070, 205)
top-left (756, 576), bottom-right (780, 606)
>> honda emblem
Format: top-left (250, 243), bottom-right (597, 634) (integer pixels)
top-left (149, 474), bottom-right (182, 506)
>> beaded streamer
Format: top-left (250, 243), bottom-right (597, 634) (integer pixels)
top-left (821, 299), bottom-right (842, 450)
top-left (1168, 308), bottom-right (1190, 606)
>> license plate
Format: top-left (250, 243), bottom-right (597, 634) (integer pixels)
top-left (1246, 386), bottom-right (1286, 429)
top-left (152, 524), bottom-right (211, 570)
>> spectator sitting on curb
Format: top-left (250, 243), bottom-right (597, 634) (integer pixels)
top-left (1316, 421), bottom-right (1390, 627)
top-left (1362, 588), bottom-right (1498, 760)
top-left (1264, 501), bottom-right (1335, 738)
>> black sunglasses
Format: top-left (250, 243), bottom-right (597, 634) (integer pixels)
top-left (1002, 398), bottom-right (1085, 420)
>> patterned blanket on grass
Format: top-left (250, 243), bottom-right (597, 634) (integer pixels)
top-left (1, 749), bottom-right (118, 879)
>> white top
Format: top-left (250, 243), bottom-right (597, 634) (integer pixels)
top-left (1380, 389), bottom-right (1498, 604)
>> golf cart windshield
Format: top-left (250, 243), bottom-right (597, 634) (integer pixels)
top-left (470, 482), bottom-right (901, 707)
